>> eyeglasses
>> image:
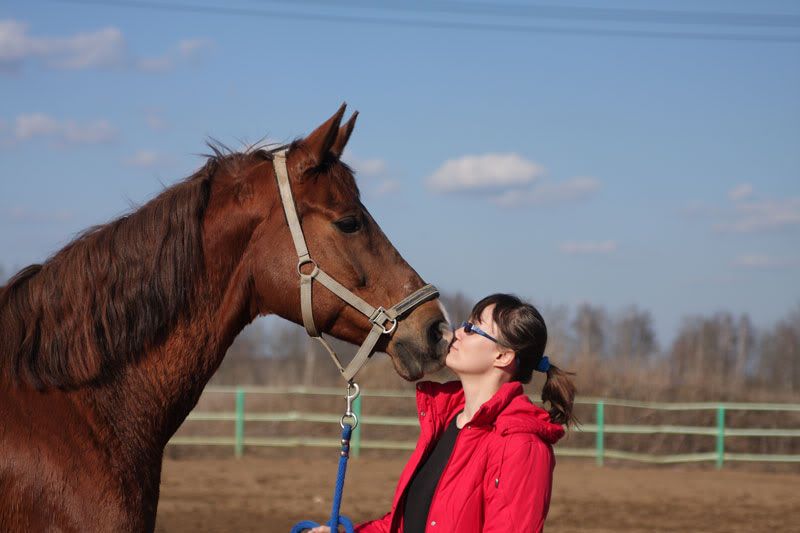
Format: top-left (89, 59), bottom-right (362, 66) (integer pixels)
top-left (459, 321), bottom-right (500, 344)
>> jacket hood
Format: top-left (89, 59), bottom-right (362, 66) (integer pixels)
top-left (416, 380), bottom-right (565, 445)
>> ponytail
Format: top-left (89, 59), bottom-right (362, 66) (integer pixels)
top-left (541, 363), bottom-right (577, 427)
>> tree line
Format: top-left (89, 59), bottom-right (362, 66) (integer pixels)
top-left (212, 291), bottom-right (800, 400)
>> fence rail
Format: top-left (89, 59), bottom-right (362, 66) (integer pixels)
top-left (168, 386), bottom-right (800, 467)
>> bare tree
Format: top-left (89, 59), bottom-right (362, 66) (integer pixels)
top-left (668, 311), bottom-right (757, 395)
top-left (538, 303), bottom-right (573, 363)
top-left (572, 303), bottom-right (608, 360)
top-left (710, 313), bottom-right (735, 380)
top-left (227, 319), bottom-right (271, 359)
top-left (611, 305), bottom-right (658, 362)
top-left (759, 305), bottom-right (800, 392)
top-left (212, 318), bottom-right (285, 385)
top-left (733, 314), bottom-right (755, 386)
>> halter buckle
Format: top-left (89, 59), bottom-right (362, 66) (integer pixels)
top-left (370, 306), bottom-right (397, 335)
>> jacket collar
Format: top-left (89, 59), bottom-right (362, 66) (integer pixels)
top-left (415, 380), bottom-right (565, 444)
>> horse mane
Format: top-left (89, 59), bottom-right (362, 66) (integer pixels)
top-left (0, 157), bottom-right (220, 390)
top-left (0, 139), bottom-right (362, 390)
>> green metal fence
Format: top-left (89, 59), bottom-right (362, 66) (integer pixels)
top-left (168, 386), bottom-right (800, 467)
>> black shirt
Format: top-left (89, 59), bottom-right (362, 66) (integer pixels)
top-left (402, 414), bottom-right (461, 533)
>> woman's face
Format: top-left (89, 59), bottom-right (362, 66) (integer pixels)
top-left (445, 304), bottom-right (508, 376)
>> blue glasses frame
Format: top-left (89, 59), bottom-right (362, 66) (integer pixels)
top-left (459, 321), bottom-right (500, 344)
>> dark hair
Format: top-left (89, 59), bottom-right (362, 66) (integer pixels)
top-left (470, 293), bottom-right (577, 427)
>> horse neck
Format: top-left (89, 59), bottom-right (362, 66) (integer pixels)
top-left (93, 225), bottom-right (259, 453)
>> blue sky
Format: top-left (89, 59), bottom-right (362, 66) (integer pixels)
top-left (1, 0), bottom-right (799, 346)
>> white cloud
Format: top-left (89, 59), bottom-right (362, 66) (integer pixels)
top-left (0, 20), bottom-right (126, 71)
top-left (687, 184), bottom-right (800, 234)
top-left (733, 254), bottom-right (798, 269)
top-left (11, 113), bottom-right (116, 145)
top-left (342, 152), bottom-right (397, 197)
top-left (123, 150), bottom-right (172, 168)
top-left (344, 154), bottom-right (388, 178)
top-left (491, 176), bottom-right (601, 208)
top-left (715, 197), bottom-right (800, 233)
top-left (372, 179), bottom-right (400, 196)
top-left (144, 110), bottom-right (168, 131)
top-left (0, 19), bottom-right (211, 73)
top-left (559, 240), bottom-right (617, 255)
top-left (14, 112), bottom-right (59, 139)
top-left (49, 27), bottom-right (126, 70)
top-left (178, 38), bottom-right (213, 58)
top-left (728, 183), bottom-right (753, 201)
top-left (61, 120), bottom-right (116, 144)
top-left (137, 38), bottom-right (213, 72)
top-left (427, 153), bottom-right (543, 192)
top-left (0, 20), bottom-right (28, 69)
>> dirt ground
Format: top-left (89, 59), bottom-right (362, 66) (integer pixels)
top-left (154, 456), bottom-right (799, 533)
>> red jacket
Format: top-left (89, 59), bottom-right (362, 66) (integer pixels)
top-left (356, 380), bottom-right (564, 533)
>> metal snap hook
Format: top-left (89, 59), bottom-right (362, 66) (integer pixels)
top-left (341, 382), bottom-right (360, 429)
top-left (345, 382), bottom-right (360, 404)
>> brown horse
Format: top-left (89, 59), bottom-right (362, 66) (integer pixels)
top-left (0, 105), bottom-right (449, 532)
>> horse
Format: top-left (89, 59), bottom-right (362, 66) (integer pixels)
top-left (0, 104), bottom-right (450, 532)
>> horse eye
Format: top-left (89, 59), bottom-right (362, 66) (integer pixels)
top-left (334, 216), bottom-right (362, 234)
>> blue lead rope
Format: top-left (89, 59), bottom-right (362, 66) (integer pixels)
top-left (290, 424), bottom-right (355, 533)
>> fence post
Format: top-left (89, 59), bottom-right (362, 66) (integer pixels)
top-left (235, 387), bottom-right (245, 458)
top-left (352, 394), bottom-right (362, 458)
top-left (596, 401), bottom-right (605, 467)
top-left (716, 405), bottom-right (725, 469)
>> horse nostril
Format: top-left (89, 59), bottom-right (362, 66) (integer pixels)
top-left (426, 319), bottom-right (450, 345)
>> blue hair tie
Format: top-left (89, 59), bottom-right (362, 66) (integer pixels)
top-left (536, 356), bottom-right (551, 373)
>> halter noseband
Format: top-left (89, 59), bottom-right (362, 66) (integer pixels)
top-left (272, 149), bottom-right (439, 383)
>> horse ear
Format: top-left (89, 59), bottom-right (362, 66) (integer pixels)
top-left (301, 103), bottom-right (347, 166)
top-left (330, 111), bottom-right (358, 159)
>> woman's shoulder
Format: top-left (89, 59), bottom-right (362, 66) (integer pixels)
top-left (493, 396), bottom-right (565, 445)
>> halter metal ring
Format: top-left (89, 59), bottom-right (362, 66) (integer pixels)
top-left (382, 318), bottom-right (398, 335)
top-left (297, 258), bottom-right (319, 277)
top-left (340, 413), bottom-right (358, 429)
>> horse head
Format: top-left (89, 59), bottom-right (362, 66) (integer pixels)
top-left (206, 105), bottom-right (450, 381)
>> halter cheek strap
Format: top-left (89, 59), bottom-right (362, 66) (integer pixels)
top-left (272, 149), bottom-right (439, 383)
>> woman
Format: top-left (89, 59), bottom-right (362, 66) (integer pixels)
top-left (311, 293), bottom-right (576, 533)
